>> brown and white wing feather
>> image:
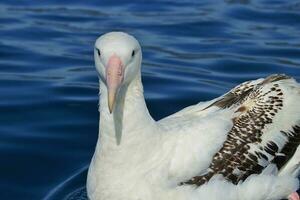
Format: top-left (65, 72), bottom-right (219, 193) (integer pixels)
top-left (181, 74), bottom-right (300, 186)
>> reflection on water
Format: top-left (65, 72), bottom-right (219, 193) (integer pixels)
top-left (0, 0), bottom-right (299, 199)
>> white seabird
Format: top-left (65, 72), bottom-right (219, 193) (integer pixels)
top-left (87, 32), bottom-right (300, 200)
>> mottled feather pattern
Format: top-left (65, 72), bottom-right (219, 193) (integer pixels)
top-left (275, 126), bottom-right (300, 170)
top-left (181, 74), bottom-right (300, 186)
top-left (203, 80), bottom-right (256, 110)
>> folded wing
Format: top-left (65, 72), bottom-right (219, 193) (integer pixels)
top-left (179, 74), bottom-right (300, 186)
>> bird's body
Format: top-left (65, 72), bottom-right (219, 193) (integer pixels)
top-left (87, 32), bottom-right (300, 200)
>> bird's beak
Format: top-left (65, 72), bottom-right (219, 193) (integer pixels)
top-left (106, 54), bottom-right (124, 113)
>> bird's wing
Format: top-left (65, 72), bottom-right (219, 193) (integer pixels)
top-left (159, 77), bottom-right (264, 123)
top-left (160, 74), bottom-right (300, 186)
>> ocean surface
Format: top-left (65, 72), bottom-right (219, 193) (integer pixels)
top-left (1, 0), bottom-right (300, 199)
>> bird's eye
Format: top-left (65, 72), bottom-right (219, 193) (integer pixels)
top-left (131, 50), bottom-right (135, 57)
top-left (97, 48), bottom-right (101, 57)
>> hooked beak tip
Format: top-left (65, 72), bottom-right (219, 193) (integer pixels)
top-left (108, 102), bottom-right (113, 113)
top-left (108, 88), bottom-right (117, 114)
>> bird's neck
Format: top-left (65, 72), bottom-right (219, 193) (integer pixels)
top-left (97, 73), bottom-right (155, 149)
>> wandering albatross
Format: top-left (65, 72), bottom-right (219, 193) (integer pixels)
top-left (87, 32), bottom-right (300, 200)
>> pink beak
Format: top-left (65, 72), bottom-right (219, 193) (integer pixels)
top-left (106, 54), bottom-right (124, 113)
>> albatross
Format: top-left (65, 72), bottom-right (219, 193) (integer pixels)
top-left (87, 32), bottom-right (300, 200)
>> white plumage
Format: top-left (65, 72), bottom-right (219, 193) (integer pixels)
top-left (87, 32), bottom-right (300, 200)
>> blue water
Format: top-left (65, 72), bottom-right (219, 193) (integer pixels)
top-left (1, 0), bottom-right (300, 199)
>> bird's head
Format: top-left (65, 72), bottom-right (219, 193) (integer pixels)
top-left (94, 32), bottom-right (142, 113)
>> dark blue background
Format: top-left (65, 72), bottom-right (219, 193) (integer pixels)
top-left (0, 0), bottom-right (300, 199)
